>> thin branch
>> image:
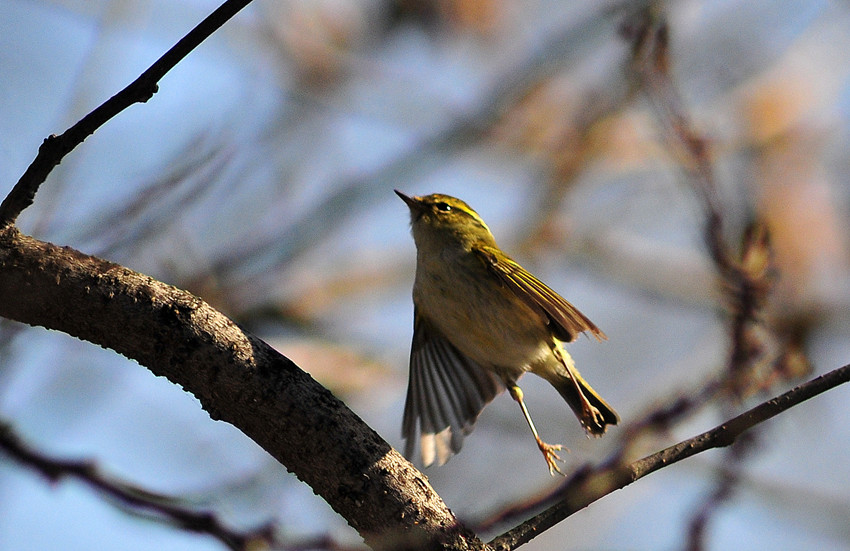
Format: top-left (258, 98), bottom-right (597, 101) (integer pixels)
top-left (0, 421), bottom-right (273, 551)
top-left (0, 0), bottom-right (254, 228)
top-left (473, 374), bottom-right (725, 533)
top-left (489, 362), bottom-right (850, 551)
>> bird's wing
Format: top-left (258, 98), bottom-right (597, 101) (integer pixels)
top-left (401, 309), bottom-right (503, 467)
top-left (472, 244), bottom-right (606, 343)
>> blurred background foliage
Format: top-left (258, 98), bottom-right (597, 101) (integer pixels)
top-left (1, 0), bottom-right (850, 550)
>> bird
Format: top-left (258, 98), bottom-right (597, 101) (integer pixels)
top-left (395, 190), bottom-right (618, 475)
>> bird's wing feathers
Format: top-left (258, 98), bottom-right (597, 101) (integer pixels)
top-left (472, 245), bottom-right (606, 343)
top-left (402, 310), bottom-right (503, 467)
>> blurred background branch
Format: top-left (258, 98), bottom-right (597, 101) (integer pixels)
top-left (0, 420), bottom-right (273, 551)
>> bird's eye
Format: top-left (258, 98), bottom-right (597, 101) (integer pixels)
top-left (435, 202), bottom-right (452, 212)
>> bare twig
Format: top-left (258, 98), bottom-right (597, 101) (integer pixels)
top-left (489, 363), bottom-right (850, 551)
top-left (0, 421), bottom-right (273, 551)
top-left (0, 0), bottom-right (254, 228)
top-left (473, 374), bottom-right (725, 533)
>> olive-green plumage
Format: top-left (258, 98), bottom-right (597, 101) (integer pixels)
top-left (396, 190), bottom-right (618, 475)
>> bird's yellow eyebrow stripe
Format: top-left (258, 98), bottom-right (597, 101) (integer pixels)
top-left (441, 200), bottom-right (490, 231)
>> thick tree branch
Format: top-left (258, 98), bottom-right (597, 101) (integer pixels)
top-left (489, 362), bottom-right (850, 551)
top-left (0, 0), bottom-right (254, 228)
top-left (0, 226), bottom-right (482, 551)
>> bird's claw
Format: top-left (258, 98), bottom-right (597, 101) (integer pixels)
top-left (537, 440), bottom-right (567, 476)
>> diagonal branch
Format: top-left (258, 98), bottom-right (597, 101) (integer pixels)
top-left (489, 362), bottom-right (850, 551)
top-left (0, 227), bottom-right (482, 551)
top-left (0, 0), bottom-right (254, 228)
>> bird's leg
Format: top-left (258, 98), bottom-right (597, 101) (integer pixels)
top-left (552, 346), bottom-right (606, 432)
top-left (508, 385), bottom-right (565, 476)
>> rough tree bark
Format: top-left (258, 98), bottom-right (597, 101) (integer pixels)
top-left (0, 226), bottom-right (484, 551)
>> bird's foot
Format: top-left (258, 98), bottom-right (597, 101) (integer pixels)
top-left (536, 438), bottom-right (567, 476)
top-left (580, 405), bottom-right (607, 436)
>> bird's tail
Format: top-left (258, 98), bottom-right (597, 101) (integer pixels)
top-left (545, 349), bottom-right (619, 435)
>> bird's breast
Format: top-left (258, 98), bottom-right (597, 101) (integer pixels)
top-left (413, 250), bottom-right (550, 373)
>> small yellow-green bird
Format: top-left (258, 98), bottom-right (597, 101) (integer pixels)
top-left (396, 190), bottom-right (618, 475)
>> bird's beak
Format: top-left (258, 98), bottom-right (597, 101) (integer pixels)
top-left (394, 189), bottom-right (423, 213)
